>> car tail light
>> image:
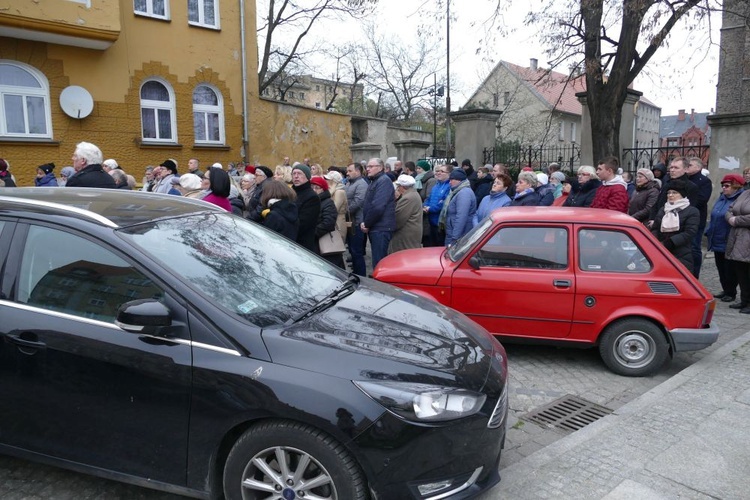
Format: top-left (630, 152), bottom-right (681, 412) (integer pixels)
top-left (701, 299), bottom-right (716, 327)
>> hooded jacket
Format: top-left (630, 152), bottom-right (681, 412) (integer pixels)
top-left (591, 175), bottom-right (629, 213)
top-left (263, 199), bottom-right (299, 241)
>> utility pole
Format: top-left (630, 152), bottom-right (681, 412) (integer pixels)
top-left (445, 0), bottom-right (451, 157)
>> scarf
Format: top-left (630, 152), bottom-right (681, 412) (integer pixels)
top-left (414, 172), bottom-right (425, 190)
top-left (439, 180), bottom-right (471, 231)
top-left (661, 198), bottom-right (690, 233)
top-left (514, 187), bottom-right (535, 200)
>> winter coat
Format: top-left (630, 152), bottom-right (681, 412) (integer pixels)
top-left (229, 196), bottom-right (245, 216)
top-left (362, 171), bottom-right (396, 232)
top-left (706, 188), bottom-right (744, 253)
top-left (390, 189), bottom-right (423, 253)
top-left (445, 183), bottom-right (477, 246)
top-left (564, 179), bottom-right (600, 207)
top-left (473, 190), bottom-right (511, 227)
top-left (65, 164), bottom-right (117, 189)
top-left (344, 176), bottom-right (367, 226)
top-left (590, 175), bottom-right (629, 213)
top-left (35, 173), bottom-right (59, 187)
top-left (152, 174), bottom-right (176, 194)
top-left (315, 190), bottom-right (339, 238)
top-left (652, 204), bottom-right (700, 271)
top-left (474, 175), bottom-right (493, 206)
top-left (536, 183), bottom-right (555, 206)
top-left (293, 182), bottom-right (322, 253)
top-left (330, 185), bottom-right (349, 244)
top-left (628, 181), bottom-right (660, 222)
top-left (419, 170), bottom-right (436, 201)
top-left (649, 174), bottom-right (699, 220)
top-left (423, 180), bottom-right (451, 226)
top-left (246, 180), bottom-right (266, 222)
top-left (263, 199), bottom-right (299, 241)
top-left (688, 171), bottom-right (713, 223)
top-left (725, 189), bottom-right (750, 263)
top-left (0, 171), bottom-right (16, 187)
top-left (202, 193), bottom-right (232, 211)
top-left (510, 189), bottom-right (541, 207)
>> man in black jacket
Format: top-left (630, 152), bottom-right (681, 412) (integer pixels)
top-left (291, 164), bottom-right (321, 253)
top-left (687, 157), bottom-right (713, 278)
top-left (67, 142), bottom-right (116, 189)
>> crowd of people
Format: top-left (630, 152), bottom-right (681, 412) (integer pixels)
top-left (2, 145), bottom-right (750, 305)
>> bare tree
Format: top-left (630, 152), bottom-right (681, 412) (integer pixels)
top-left (257, 0), bottom-right (376, 94)
top-left (362, 24), bottom-right (445, 123)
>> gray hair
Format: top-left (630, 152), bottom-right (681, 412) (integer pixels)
top-left (577, 165), bottom-right (598, 180)
top-left (517, 171), bottom-right (539, 188)
top-left (75, 141), bottom-right (103, 166)
top-left (368, 158), bottom-right (385, 168)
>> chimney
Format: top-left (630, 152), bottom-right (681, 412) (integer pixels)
top-left (691, 108), bottom-right (695, 122)
top-left (530, 58), bottom-right (538, 71)
top-left (678, 109), bottom-right (685, 121)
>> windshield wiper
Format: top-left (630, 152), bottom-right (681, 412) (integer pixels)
top-left (287, 274), bottom-right (360, 324)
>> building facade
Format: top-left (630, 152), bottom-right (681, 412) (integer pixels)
top-left (0, 0), bottom-right (352, 186)
top-left (261, 74), bottom-right (364, 111)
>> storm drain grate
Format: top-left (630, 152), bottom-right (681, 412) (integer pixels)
top-left (520, 395), bottom-right (613, 433)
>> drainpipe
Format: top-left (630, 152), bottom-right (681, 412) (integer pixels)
top-left (239, 0), bottom-right (249, 163)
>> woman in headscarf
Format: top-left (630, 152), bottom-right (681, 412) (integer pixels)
top-left (651, 179), bottom-right (700, 272)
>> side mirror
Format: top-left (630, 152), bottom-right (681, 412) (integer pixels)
top-left (116, 299), bottom-right (171, 335)
top-left (468, 255), bottom-right (481, 270)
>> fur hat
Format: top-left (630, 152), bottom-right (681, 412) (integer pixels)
top-left (666, 179), bottom-right (689, 198)
top-left (293, 164), bottom-right (312, 180)
top-left (256, 166), bottom-right (274, 180)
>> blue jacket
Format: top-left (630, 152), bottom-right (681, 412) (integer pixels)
top-left (35, 173), bottom-right (59, 187)
top-left (362, 171), bottom-right (396, 232)
top-left (473, 190), bottom-right (510, 227)
top-left (423, 179), bottom-right (451, 226)
top-left (536, 184), bottom-right (555, 206)
top-left (705, 188), bottom-right (744, 252)
top-left (445, 184), bottom-right (477, 245)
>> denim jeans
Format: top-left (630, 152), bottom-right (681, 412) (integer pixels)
top-left (368, 230), bottom-right (392, 272)
top-left (347, 225), bottom-right (366, 276)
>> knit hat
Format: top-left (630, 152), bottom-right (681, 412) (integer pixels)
top-left (244, 165), bottom-right (256, 174)
top-left (416, 160), bottom-right (432, 171)
top-left (293, 164), bottom-right (312, 180)
top-left (256, 166), bottom-right (274, 180)
top-left (160, 159), bottom-right (178, 174)
top-left (721, 174), bottom-right (744, 186)
top-left (61, 166), bottom-right (76, 178)
top-left (536, 172), bottom-right (549, 185)
top-left (0, 159), bottom-right (8, 172)
top-left (666, 179), bottom-right (689, 198)
top-left (637, 168), bottom-right (655, 182)
top-left (449, 169), bottom-right (467, 181)
top-left (395, 174), bottom-right (416, 187)
top-left (551, 171), bottom-right (566, 183)
top-left (179, 173), bottom-right (203, 190)
top-left (461, 159), bottom-right (472, 167)
top-left (103, 159), bottom-right (119, 170)
top-left (309, 175), bottom-right (329, 191)
top-left (38, 162), bottom-right (55, 174)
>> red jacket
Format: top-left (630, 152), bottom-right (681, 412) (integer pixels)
top-left (591, 181), bottom-right (629, 213)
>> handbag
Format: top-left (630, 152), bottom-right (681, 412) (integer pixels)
top-left (344, 210), bottom-right (355, 237)
top-left (319, 230), bottom-right (346, 255)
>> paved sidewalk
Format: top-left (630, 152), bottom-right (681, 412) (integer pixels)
top-left (483, 328), bottom-right (750, 499)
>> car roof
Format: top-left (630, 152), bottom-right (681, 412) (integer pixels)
top-left (490, 207), bottom-right (642, 227)
top-left (0, 187), bottom-right (222, 228)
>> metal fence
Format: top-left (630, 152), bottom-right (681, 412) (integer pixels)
top-left (621, 142), bottom-right (710, 171)
top-left (482, 144), bottom-right (581, 173)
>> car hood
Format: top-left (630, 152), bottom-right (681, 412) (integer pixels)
top-left (372, 247), bottom-right (446, 286)
top-left (262, 278), bottom-right (500, 392)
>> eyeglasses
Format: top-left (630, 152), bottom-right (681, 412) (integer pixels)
top-left (366, 164), bottom-right (379, 169)
top-left (721, 183), bottom-right (733, 188)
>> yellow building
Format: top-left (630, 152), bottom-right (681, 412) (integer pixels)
top-left (0, 0), bottom-right (352, 186)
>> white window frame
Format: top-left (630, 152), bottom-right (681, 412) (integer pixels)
top-left (188, 0), bottom-right (220, 29)
top-left (192, 84), bottom-right (225, 145)
top-left (140, 78), bottom-right (177, 143)
top-left (133, 0), bottom-right (170, 20)
top-left (0, 61), bottom-right (53, 139)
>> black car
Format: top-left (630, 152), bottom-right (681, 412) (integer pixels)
top-left (0, 188), bottom-right (508, 499)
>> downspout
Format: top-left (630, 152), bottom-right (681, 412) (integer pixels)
top-left (239, 0), bottom-right (249, 163)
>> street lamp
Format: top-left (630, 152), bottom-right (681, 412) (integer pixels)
top-left (429, 75), bottom-right (444, 158)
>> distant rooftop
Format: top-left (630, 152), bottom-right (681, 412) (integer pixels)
top-left (660, 109), bottom-right (711, 141)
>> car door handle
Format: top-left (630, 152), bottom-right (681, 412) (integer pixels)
top-left (5, 334), bottom-right (47, 351)
top-left (553, 279), bottom-right (572, 288)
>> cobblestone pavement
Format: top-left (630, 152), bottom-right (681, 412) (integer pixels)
top-left (0, 253), bottom-right (739, 498)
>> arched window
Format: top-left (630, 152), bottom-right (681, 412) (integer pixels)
top-left (0, 61), bottom-right (52, 138)
top-left (192, 84), bottom-right (224, 144)
top-left (140, 79), bottom-right (176, 142)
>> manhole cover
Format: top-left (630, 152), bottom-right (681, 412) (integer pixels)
top-left (520, 395), bottom-right (612, 433)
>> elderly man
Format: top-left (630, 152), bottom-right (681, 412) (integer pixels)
top-left (590, 156), bottom-right (629, 213)
top-left (153, 159), bottom-right (179, 194)
top-left (66, 142), bottom-right (117, 188)
top-left (442, 169), bottom-right (477, 246)
top-left (292, 164), bottom-right (321, 253)
top-left (390, 174), bottom-right (423, 253)
top-left (345, 162), bottom-right (368, 276)
top-left (361, 158), bottom-right (396, 271)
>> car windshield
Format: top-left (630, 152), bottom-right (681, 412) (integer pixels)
top-left (118, 212), bottom-right (347, 327)
top-left (447, 216), bottom-right (494, 262)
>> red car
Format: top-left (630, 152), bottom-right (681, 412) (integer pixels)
top-left (374, 207), bottom-right (719, 376)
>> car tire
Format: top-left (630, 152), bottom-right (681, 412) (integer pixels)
top-left (223, 420), bottom-right (369, 500)
top-left (598, 318), bottom-right (669, 376)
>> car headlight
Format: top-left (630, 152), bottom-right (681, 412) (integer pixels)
top-left (354, 381), bottom-right (486, 422)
